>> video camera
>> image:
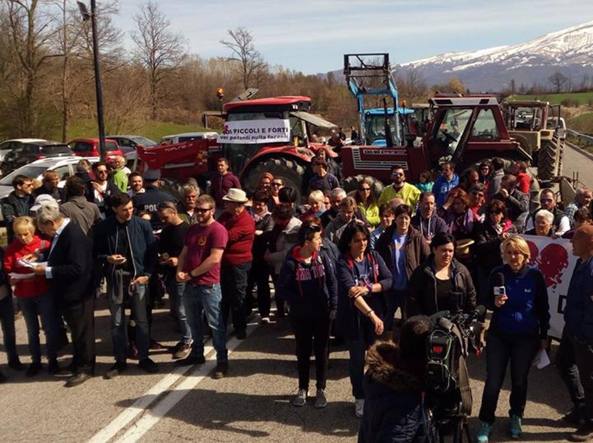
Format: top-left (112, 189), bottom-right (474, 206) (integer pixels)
top-left (424, 304), bottom-right (485, 442)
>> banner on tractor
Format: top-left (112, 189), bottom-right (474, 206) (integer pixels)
top-left (522, 235), bottom-right (578, 339)
top-left (217, 119), bottom-right (290, 144)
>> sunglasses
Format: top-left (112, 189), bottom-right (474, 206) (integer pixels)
top-left (361, 187), bottom-right (371, 191)
top-left (391, 172), bottom-right (404, 177)
top-left (195, 207), bottom-right (213, 213)
top-left (97, 170), bottom-right (108, 174)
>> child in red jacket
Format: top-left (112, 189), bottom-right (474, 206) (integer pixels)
top-left (4, 216), bottom-right (60, 376)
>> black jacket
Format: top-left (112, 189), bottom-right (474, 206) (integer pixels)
top-left (1, 191), bottom-right (34, 241)
top-left (93, 215), bottom-right (157, 279)
top-left (46, 221), bottom-right (93, 306)
top-left (408, 257), bottom-right (477, 316)
top-left (358, 341), bottom-right (427, 443)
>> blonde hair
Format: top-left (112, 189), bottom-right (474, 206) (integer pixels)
top-left (13, 216), bottom-right (36, 234)
top-left (308, 190), bottom-right (325, 204)
top-left (500, 235), bottom-right (531, 263)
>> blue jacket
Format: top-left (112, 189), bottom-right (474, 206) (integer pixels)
top-left (358, 341), bottom-right (428, 443)
top-left (277, 246), bottom-right (337, 319)
top-left (487, 265), bottom-right (549, 338)
top-left (565, 257), bottom-right (593, 343)
top-left (93, 215), bottom-right (157, 278)
top-left (432, 174), bottom-right (459, 207)
top-left (337, 251), bottom-right (392, 343)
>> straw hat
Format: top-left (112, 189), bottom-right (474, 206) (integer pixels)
top-left (222, 188), bottom-right (248, 204)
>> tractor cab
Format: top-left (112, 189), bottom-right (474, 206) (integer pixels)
top-left (425, 95), bottom-right (531, 167)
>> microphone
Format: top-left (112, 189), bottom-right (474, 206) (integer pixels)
top-left (493, 272), bottom-right (508, 306)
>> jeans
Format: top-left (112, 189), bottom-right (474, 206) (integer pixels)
top-left (573, 339), bottom-right (593, 420)
top-left (221, 261), bottom-right (251, 333)
top-left (184, 283), bottom-right (227, 364)
top-left (164, 275), bottom-right (191, 343)
top-left (61, 297), bottom-right (95, 373)
top-left (478, 332), bottom-right (539, 424)
top-left (291, 314), bottom-right (331, 390)
top-left (18, 294), bottom-right (60, 363)
top-left (108, 277), bottom-right (149, 362)
top-left (385, 288), bottom-right (407, 330)
top-left (0, 294), bottom-right (18, 364)
top-left (557, 327), bottom-right (585, 409)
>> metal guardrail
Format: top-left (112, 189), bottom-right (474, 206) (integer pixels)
top-left (567, 128), bottom-right (593, 145)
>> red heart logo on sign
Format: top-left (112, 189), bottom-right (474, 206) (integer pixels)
top-left (526, 240), bottom-right (568, 288)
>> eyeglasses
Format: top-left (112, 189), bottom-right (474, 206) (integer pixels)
top-left (195, 207), bottom-right (213, 213)
top-left (391, 172), bottom-right (404, 177)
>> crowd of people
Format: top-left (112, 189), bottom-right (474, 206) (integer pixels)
top-left (2, 153), bottom-right (593, 442)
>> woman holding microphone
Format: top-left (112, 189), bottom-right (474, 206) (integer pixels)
top-left (476, 235), bottom-right (550, 442)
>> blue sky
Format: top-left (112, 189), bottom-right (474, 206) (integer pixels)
top-left (112, 0), bottom-right (593, 73)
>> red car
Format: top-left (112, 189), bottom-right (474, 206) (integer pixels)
top-left (67, 137), bottom-right (123, 159)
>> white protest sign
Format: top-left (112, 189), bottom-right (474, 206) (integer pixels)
top-left (217, 119), bottom-right (290, 144)
top-left (522, 235), bottom-right (578, 339)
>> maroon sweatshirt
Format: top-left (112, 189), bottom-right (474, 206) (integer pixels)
top-left (218, 209), bottom-right (255, 265)
top-left (211, 172), bottom-right (241, 207)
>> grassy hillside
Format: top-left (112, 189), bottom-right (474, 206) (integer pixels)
top-left (568, 112), bottom-right (593, 133)
top-left (64, 120), bottom-right (213, 142)
top-left (511, 91), bottom-right (593, 106)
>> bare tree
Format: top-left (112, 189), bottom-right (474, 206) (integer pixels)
top-left (132, 1), bottom-right (185, 120)
top-left (549, 71), bottom-right (568, 93)
top-left (5, 0), bottom-right (59, 134)
top-left (220, 27), bottom-right (267, 90)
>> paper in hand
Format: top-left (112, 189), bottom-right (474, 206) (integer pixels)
top-left (533, 349), bottom-right (551, 369)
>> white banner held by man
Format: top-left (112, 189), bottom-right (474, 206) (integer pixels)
top-left (522, 234), bottom-right (578, 339)
top-left (217, 119), bottom-right (290, 144)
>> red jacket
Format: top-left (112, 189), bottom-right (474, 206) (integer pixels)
top-left (218, 209), bottom-right (255, 265)
top-left (516, 172), bottom-right (531, 194)
top-left (4, 236), bottom-right (49, 298)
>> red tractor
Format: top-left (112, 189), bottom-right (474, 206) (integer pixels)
top-left (341, 94), bottom-right (532, 185)
top-left (139, 94), bottom-right (534, 199)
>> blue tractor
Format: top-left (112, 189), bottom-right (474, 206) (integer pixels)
top-left (344, 53), bottom-right (408, 147)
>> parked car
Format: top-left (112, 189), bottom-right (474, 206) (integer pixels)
top-left (1, 143), bottom-right (74, 176)
top-left (67, 137), bottom-right (123, 159)
top-left (160, 132), bottom-right (218, 144)
top-left (106, 135), bottom-right (157, 157)
top-left (0, 157), bottom-right (100, 200)
top-left (0, 138), bottom-right (48, 163)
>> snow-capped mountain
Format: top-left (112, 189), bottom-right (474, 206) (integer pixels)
top-left (396, 20), bottom-right (593, 92)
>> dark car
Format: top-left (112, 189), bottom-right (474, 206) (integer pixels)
top-left (107, 135), bottom-right (157, 157)
top-left (1, 142), bottom-right (74, 176)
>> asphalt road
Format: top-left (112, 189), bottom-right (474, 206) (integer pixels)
top-left (1, 143), bottom-right (592, 442)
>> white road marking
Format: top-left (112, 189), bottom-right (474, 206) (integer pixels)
top-left (87, 345), bottom-right (214, 443)
top-left (89, 321), bottom-right (258, 443)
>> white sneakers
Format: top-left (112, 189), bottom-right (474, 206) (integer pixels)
top-left (355, 399), bottom-right (365, 418)
top-left (292, 388), bottom-right (328, 408)
top-left (292, 389), bottom-right (308, 407)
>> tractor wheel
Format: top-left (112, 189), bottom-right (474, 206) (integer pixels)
top-left (342, 175), bottom-right (384, 198)
top-left (243, 157), bottom-right (306, 202)
top-left (537, 139), bottom-right (559, 181)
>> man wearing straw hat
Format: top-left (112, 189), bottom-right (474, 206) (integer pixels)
top-left (218, 188), bottom-right (255, 340)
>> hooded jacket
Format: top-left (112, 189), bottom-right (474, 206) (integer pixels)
top-left (408, 257), bottom-right (477, 316)
top-left (337, 251), bottom-right (392, 342)
top-left (277, 246), bottom-right (337, 319)
top-left (358, 341), bottom-right (428, 443)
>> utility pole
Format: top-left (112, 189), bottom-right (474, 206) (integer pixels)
top-left (78, 0), bottom-right (106, 160)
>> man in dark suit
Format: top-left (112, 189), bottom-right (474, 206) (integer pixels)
top-left (34, 201), bottom-right (95, 387)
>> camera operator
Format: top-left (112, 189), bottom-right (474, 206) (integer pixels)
top-left (408, 232), bottom-right (477, 316)
top-left (476, 235), bottom-right (549, 442)
top-left (358, 315), bottom-right (432, 443)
